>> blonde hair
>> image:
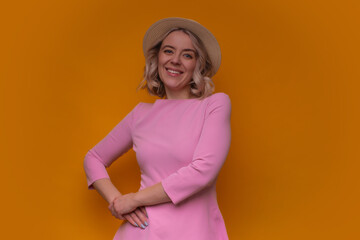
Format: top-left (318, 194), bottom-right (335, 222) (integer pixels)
top-left (137, 28), bottom-right (215, 99)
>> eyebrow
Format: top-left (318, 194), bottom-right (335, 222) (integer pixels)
top-left (162, 45), bottom-right (197, 54)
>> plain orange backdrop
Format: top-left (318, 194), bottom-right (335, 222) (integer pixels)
top-left (1, 0), bottom-right (359, 239)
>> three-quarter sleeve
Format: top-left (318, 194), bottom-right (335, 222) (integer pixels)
top-left (83, 103), bottom-right (140, 189)
top-left (161, 93), bottom-right (231, 205)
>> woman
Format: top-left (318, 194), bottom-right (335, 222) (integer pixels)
top-left (84, 17), bottom-right (231, 240)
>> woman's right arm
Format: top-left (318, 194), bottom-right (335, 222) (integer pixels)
top-left (84, 103), bottom-right (140, 190)
top-left (83, 103), bottom-right (148, 228)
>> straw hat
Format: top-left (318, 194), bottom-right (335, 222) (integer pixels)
top-left (142, 17), bottom-right (221, 77)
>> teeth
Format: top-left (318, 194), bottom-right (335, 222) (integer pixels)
top-left (167, 69), bottom-right (181, 74)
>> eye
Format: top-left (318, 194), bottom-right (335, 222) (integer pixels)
top-left (164, 49), bottom-right (173, 54)
top-left (184, 53), bottom-right (194, 59)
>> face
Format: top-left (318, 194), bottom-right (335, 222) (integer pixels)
top-left (158, 30), bottom-right (197, 99)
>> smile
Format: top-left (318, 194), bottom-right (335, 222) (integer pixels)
top-left (166, 68), bottom-right (183, 75)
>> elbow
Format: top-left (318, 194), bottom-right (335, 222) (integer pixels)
top-left (83, 150), bottom-right (95, 182)
top-left (192, 159), bottom-right (225, 188)
top-left (197, 170), bottom-right (219, 190)
top-left (83, 150), bottom-right (109, 189)
top-left (83, 149), bottom-right (106, 174)
top-left (83, 150), bottom-right (94, 172)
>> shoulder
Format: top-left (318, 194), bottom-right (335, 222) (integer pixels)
top-left (134, 102), bottom-right (153, 112)
top-left (128, 102), bottom-right (154, 122)
top-left (206, 92), bottom-right (231, 109)
top-left (204, 92), bottom-right (231, 117)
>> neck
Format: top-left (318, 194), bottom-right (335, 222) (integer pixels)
top-left (164, 88), bottom-right (194, 100)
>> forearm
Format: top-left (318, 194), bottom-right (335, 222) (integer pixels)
top-left (92, 178), bottom-right (122, 204)
top-left (134, 182), bottom-right (171, 206)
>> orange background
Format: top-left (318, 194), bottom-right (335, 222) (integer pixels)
top-left (1, 0), bottom-right (359, 239)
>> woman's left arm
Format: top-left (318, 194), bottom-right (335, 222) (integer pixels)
top-left (160, 93), bottom-right (231, 205)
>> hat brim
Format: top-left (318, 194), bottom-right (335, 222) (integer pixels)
top-left (143, 17), bottom-right (221, 77)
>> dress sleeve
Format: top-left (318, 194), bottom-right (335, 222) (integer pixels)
top-left (161, 93), bottom-right (232, 205)
top-left (83, 103), bottom-right (140, 189)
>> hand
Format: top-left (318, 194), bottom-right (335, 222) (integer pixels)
top-left (108, 194), bottom-right (149, 229)
top-left (111, 193), bottom-right (141, 215)
top-left (123, 207), bottom-right (149, 229)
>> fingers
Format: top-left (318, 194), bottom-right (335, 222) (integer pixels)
top-left (108, 203), bottom-right (124, 220)
top-left (109, 202), bottom-right (149, 229)
top-left (140, 206), bottom-right (148, 217)
top-left (123, 212), bottom-right (146, 229)
top-left (123, 214), bottom-right (139, 227)
top-left (134, 208), bottom-right (148, 228)
top-left (111, 193), bottom-right (138, 215)
top-left (130, 210), bottom-right (148, 229)
top-left (122, 208), bottom-right (149, 229)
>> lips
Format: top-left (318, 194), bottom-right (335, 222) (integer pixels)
top-left (166, 67), bottom-right (183, 75)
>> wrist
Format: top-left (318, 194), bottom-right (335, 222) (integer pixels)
top-left (133, 191), bottom-right (145, 206)
top-left (109, 193), bottom-right (122, 204)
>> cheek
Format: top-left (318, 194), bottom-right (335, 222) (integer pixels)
top-left (157, 57), bottom-right (165, 74)
top-left (158, 53), bottom-right (168, 65)
top-left (187, 61), bottom-right (197, 74)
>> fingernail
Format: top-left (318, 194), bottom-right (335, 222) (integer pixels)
top-left (141, 224), bottom-right (145, 229)
top-left (144, 221), bottom-right (148, 226)
top-left (134, 223), bottom-right (139, 227)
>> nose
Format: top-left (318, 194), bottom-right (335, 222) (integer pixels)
top-left (170, 53), bottom-right (181, 65)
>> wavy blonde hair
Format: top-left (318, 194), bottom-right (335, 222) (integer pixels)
top-left (137, 28), bottom-right (215, 99)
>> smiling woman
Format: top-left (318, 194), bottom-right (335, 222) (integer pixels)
top-left (139, 23), bottom-right (217, 100)
top-left (83, 17), bottom-right (231, 240)
top-left (157, 31), bottom-right (197, 99)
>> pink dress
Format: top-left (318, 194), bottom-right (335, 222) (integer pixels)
top-left (84, 92), bottom-right (231, 240)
